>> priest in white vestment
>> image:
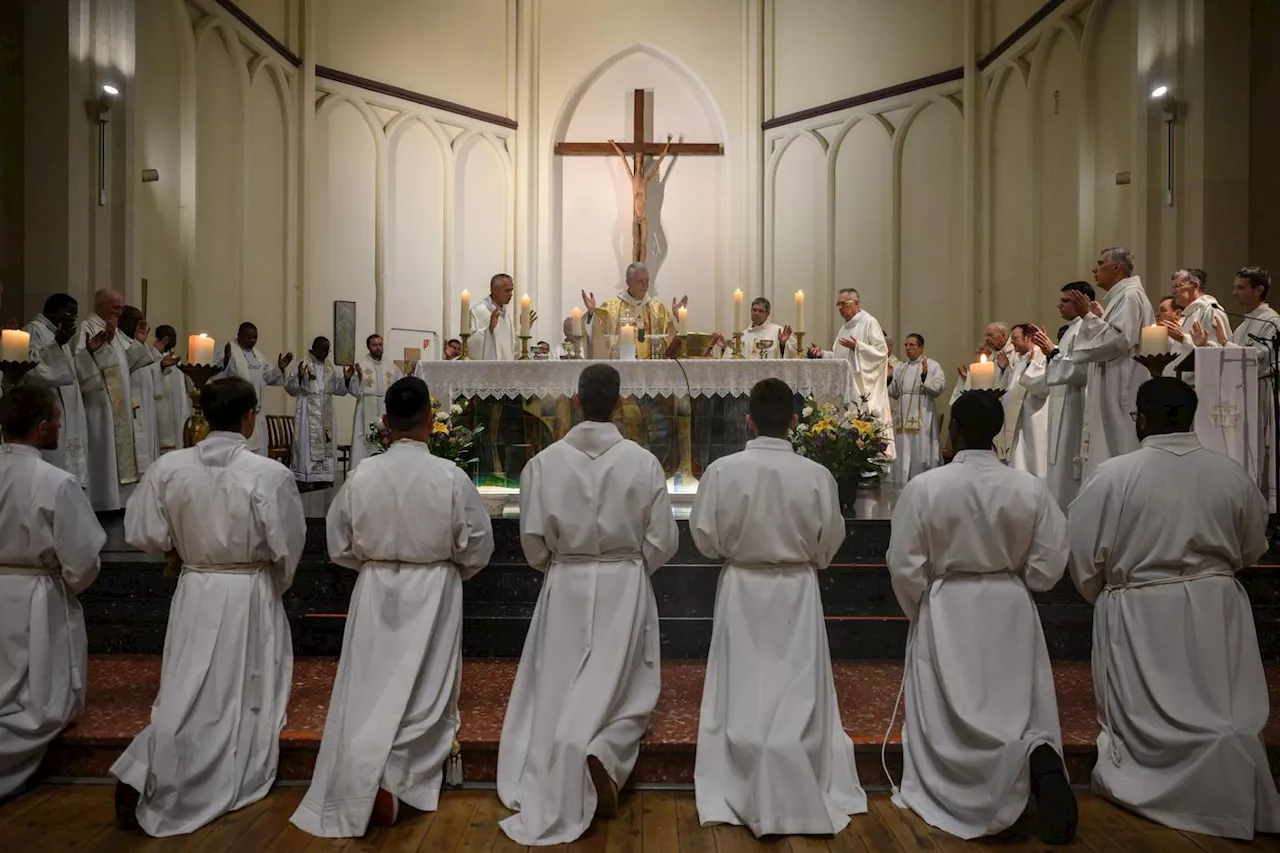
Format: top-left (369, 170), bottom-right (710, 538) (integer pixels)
top-left (1167, 268), bottom-right (1232, 377)
top-left (112, 377), bottom-right (306, 837)
top-left (888, 334), bottom-right (945, 482)
top-left (150, 325), bottom-right (192, 454)
top-left (948, 344), bottom-right (993, 406)
top-left (999, 324), bottom-right (1050, 477)
top-left (348, 334), bottom-right (403, 472)
top-left (1068, 377), bottom-right (1279, 841)
top-left (983, 323), bottom-right (1018, 388)
top-left (1033, 282), bottom-right (1093, 508)
top-left (73, 289), bottom-right (159, 512)
top-left (293, 377), bottom-right (494, 837)
top-left (119, 307), bottom-right (162, 474)
top-left (1060, 247), bottom-right (1154, 479)
top-left (691, 378), bottom-right (866, 837)
top-left (470, 273), bottom-right (519, 361)
top-left (710, 297), bottom-right (796, 359)
top-left (807, 288), bottom-right (895, 461)
top-left (498, 364), bottom-right (679, 846)
top-left (285, 336), bottom-right (353, 486)
top-left (213, 322), bottom-right (292, 456)
top-left (21, 293), bottom-right (95, 487)
top-left (888, 390), bottom-right (1076, 844)
top-left (0, 387), bottom-right (105, 800)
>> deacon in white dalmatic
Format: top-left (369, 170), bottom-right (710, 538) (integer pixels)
top-left (214, 322), bottom-right (293, 456)
top-left (0, 387), bottom-right (105, 800)
top-left (998, 324), bottom-right (1050, 477)
top-left (888, 333), bottom-right (945, 482)
top-left (1059, 247), bottom-right (1154, 479)
top-left (293, 377), bottom-right (494, 837)
top-left (149, 325), bottom-right (193, 455)
top-left (691, 378), bottom-right (866, 837)
top-left (1031, 282), bottom-right (1094, 508)
top-left (347, 333), bottom-right (403, 472)
top-left (285, 335), bottom-right (354, 487)
top-left (1068, 377), bottom-right (1280, 841)
top-left (21, 293), bottom-right (96, 488)
top-left (498, 363), bottom-right (679, 846)
top-left (888, 390), bottom-right (1076, 844)
top-left (112, 377), bottom-right (306, 837)
top-left (807, 287), bottom-right (895, 462)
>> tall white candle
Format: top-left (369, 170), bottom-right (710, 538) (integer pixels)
top-left (969, 353), bottom-right (996, 390)
top-left (571, 307), bottom-right (583, 336)
top-left (519, 294), bottom-right (532, 336)
top-left (188, 333), bottom-right (215, 365)
top-left (794, 290), bottom-right (805, 334)
top-left (733, 289), bottom-right (744, 332)
top-left (677, 306), bottom-right (688, 335)
top-left (619, 323), bottom-right (636, 360)
top-left (1, 329), bottom-right (30, 361)
top-left (460, 290), bottom-right (471, 334)
top-left (1140, 324), bottom-right (1169, 355)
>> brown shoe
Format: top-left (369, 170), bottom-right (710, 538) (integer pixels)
top-left (587, 755), bottom-right (618, 819)
top-left (114, 781), bottom-right (141, 832)
top-left (370, 788), bottom-right (400, 828)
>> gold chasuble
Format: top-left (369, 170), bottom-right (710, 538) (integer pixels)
top-left (591, 294), bottom-right (677, 359)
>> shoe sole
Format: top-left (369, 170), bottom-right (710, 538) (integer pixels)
top-left (588, 755), bottom-right (619, 819)
top-left (1030, 746), bottom-right (1078, 845)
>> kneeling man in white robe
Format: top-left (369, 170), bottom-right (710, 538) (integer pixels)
top-left (888, 390), bottom-right (1076, 844)
top-left (1068, 377), bottom-right (1280, 841)
top-left (112, 377), bottom-right (306, 837)
top-left (498, 363), bottom-right (679, 846)
top-left (292, 377), bottom-right (494, 837)
top-left (691, 378), bottom-right (866, 837)
top-left (0, 387), bottom-right (105, 800)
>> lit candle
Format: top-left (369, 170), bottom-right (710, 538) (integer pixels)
top-left (188, 333), bottom-right (215, 365)
top-left (1140, 323), bottom-right (1169, 355)
top-left (460, 290), bottom-right (471, 334)
top-left (519, 294), bottom-right (532, 336)
top-left (677, 306), bottom-right (688, 335)
top-left (1, 329), bottom-right (30, 362)
top-left (571, 307), bottom-right (583, 336)
top-left (969, 353), bottom-right (996, 390)
top-left (794, 290), bottom-right (805, 334)
top-left (619, 323), bottom-right (636, 360)
top-left (733, 288), bottom-right (744, 332)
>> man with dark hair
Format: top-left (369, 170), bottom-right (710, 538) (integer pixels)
top-left (1068, 377), bottom-right (1279, 839)
top-left (285, 336), bottom-right (354, 488)
top-left (21, 293), bottom-right (97, 487)
top-left (1030, 282), bottom-right (1094, 507)
top-left (999, 323), bottom-right (1050, 477)
top-left (0, 386), bottom-right (105, 800)
top-left (889, 332), bottom-right (945, 482)
top-left (293, 376), bottom-right (493, 837)
top-left (348, 333), bottom-right (403, 472)
top-left (442, 338), bottom-right (462, 361)
top-left (214, 321), bottom-right (293, 456)
top-left (498, 363), bottom-right (678, 845)
top-left (711, 296), bottom-right (795, 359)
top-left (888, 390), bottom-right (1074, 843)
top-left (149, 325), bottom-right (191, 455)
top-left (113, 375), bottom-right (305, 836)
top-left (690, 378), bottom-right (865, 837)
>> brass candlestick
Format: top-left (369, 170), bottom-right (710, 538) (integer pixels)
top-left (793, 331), bottom-right (806, 359)
top-left (731, 331), bottom-right (744, 360)
top-left (1133, 352), bottom-right (1177, 379)
top-left (459, 332), bottom-right (472, 360)
top-left (0, 360), bottom-right (37, 393)
top-left (179, 363), bottom-right (222, 447)
top-left (517, 334), bottom-right (532, 361)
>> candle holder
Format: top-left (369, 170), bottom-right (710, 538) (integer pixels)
top-left (517, 334), bottom-right (532, 361)
top-left (566, 334), bottom-right (585, 360)
top-left (0, 360), bottom-right (37, 392)
top-left (1133, 352), bottom-right (1177, 379)
top-left (459, 332), bottom-right (472, 361)
top-left (731, 332), bottom-right (745, 360)
top-left (793, 331), bottom-right (806, 359)
top-left (179, 363), bottom-right (222, 447)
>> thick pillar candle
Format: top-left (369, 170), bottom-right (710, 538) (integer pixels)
top-left (519, 294), bottom-right (532, 336)
top-left (1140, 324), bottom-right (1169, 355)
top-left (619, 323), bottom-right (636, 360)
top-left (189, 333), bottom-right (215, 365)
top-left (461, 290), bottom-right (471, 334)
top-left (677, 306), bottom-right (688, 335)
top-left (1, 329), bottom-right (30, 361)
top-left (571, 307), bottom-right (583, 336)
top-left (969, 353), bottom-right (995, 390)
top-left (794, 290), bottom-right (805, 333)
top-left (733, 288), bottom-right (744, 332)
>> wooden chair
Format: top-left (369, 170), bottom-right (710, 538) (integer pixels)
top-left (266, 415), bottom-right (294, 465)
top-left (939, 412), bottom-right (955, 462)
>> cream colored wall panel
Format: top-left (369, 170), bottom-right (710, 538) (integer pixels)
top-left (769, 135), bottom-right (825, 339)
top-left (979, 0), bottom-right (1046, 53)
top-left (833, 120), bottom-right (892, 337)
top-left (1033, 29), bottom-right (1082, 329)
top-left (192, 27), bottom-right (244, 349)
top-left (988, 71), bottom-right (1032, 328)
top-left (1087, 0), bottom-right (1134, 257)
top-left (135, 0), bottom-right (185, 331)
top-left (235, 0), bottom-right (295, 49)
top-left (773, 0), bottom-right (963, 117)
top-left (387, 121), bottom-right (447, 344)
top-left (317, 0), bottom-right (509, 117)
top-left (899, 102), bottom-right (965, 389)
top-left (454, 135), bottom-right (509, 320)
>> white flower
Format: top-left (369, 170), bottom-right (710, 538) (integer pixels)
top-left (802, 406), bottom-right (813, 418)
top-left (451, 403), bottom-right (463, 415)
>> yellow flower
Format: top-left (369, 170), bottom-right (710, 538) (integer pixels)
top-left (851, 419), bottom-right (874, 435)
top-left (432, 422), bottom-right (450, 435)
top-left (813, 418), bottom-right (836, 433)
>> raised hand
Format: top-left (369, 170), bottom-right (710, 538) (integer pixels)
top-left (778, 324), bottom-right (793, 346)
top-left (920, 356), bottom-right (929, 374)
top-left (995, 350), bottom-right (1009, 370)
top-left (343, 364), bottom-right (357, 382)
top-left (87, 328), bottom-right (111, 353)
top-left (530, 310), bottom-right (539, 327)
top-left (807, 343), bottom-right (824, 359)
top-left (957, 364), bottom-right (969, 379)
top-left (1031, 326), bottom-right (1054, 356)
top-left (1089, 301), bottom-right (1104, 317)
top-left (708, 332), bottom-right (727, 351)
top-left (1190, 321), bottom-right (1207, 347)
top-left (581, 290), bottom-right (597, 314)
top-left (1213, 316), bottom-right (1228, 346)
top-left (489, 307), bottom-right (502, 334)
top-left (278, 352), bottom-right (294, 371)
top-left (1064, 290), bottom-right (1091, 317)
top-left (55, 320), bottom-right (75, 347)
top-left (671, 295), bottom-right (689, 316)
top-left (161, 353), bottom-right (181, 370)
top-left (1163, 320), bottom-right (1185, 343)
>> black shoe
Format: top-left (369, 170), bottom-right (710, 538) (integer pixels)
top-left (114, 781), bottom-right (141, 832)
top-left (1029, 745), bottom-right (1077, 844)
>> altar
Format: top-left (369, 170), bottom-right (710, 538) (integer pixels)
top-left (413, 357), bottom-right (856, 488)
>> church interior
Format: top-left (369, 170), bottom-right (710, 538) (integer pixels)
top-left (2, 0), bottom-right (1280, 849)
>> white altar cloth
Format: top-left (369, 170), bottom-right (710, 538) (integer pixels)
top-left (1187, 347), bottom-right (1267, 496)
top-left (413, 359), bottom-right (856, 405)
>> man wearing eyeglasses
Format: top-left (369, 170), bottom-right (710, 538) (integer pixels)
top-left (806, 288), bottom-right (895, 463)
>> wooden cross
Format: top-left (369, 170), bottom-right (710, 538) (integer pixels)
top-left (554, 88), bottom-right (724, 263)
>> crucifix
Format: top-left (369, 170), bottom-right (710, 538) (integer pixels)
top-left (555, 88), bottom-right (724, 262)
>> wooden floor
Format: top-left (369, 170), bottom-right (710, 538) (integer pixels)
top-left (1, 785), bottom-right (1277, 852)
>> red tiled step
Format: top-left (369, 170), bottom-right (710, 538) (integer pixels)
top-left (43, 656), bottom-right (1280, 787)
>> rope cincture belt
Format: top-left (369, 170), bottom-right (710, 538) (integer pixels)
top-left (180, 563), bottom-right (267, 575)
top-left (0, 565), bottom-right (61, 576)
top-left (1097, 569), bottom-right (1239, 766)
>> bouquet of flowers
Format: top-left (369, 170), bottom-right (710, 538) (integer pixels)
top-left (788, 395), bottom-right (891, 483)
top-left (364, 397), bottom-right (482, 471)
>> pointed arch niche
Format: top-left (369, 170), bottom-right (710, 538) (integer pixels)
top-left (550, 45), bottom-right (729, 323)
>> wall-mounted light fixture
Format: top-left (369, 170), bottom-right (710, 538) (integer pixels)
top-left (141, 169), bottom-right (160, 183)
top-left (96, 84), bottom-right (119, 206)
top-left (1151, 85), bottom-right (1177, 206)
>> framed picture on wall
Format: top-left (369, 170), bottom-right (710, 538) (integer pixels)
top-left (333, 301), bottom-right (357, 366)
